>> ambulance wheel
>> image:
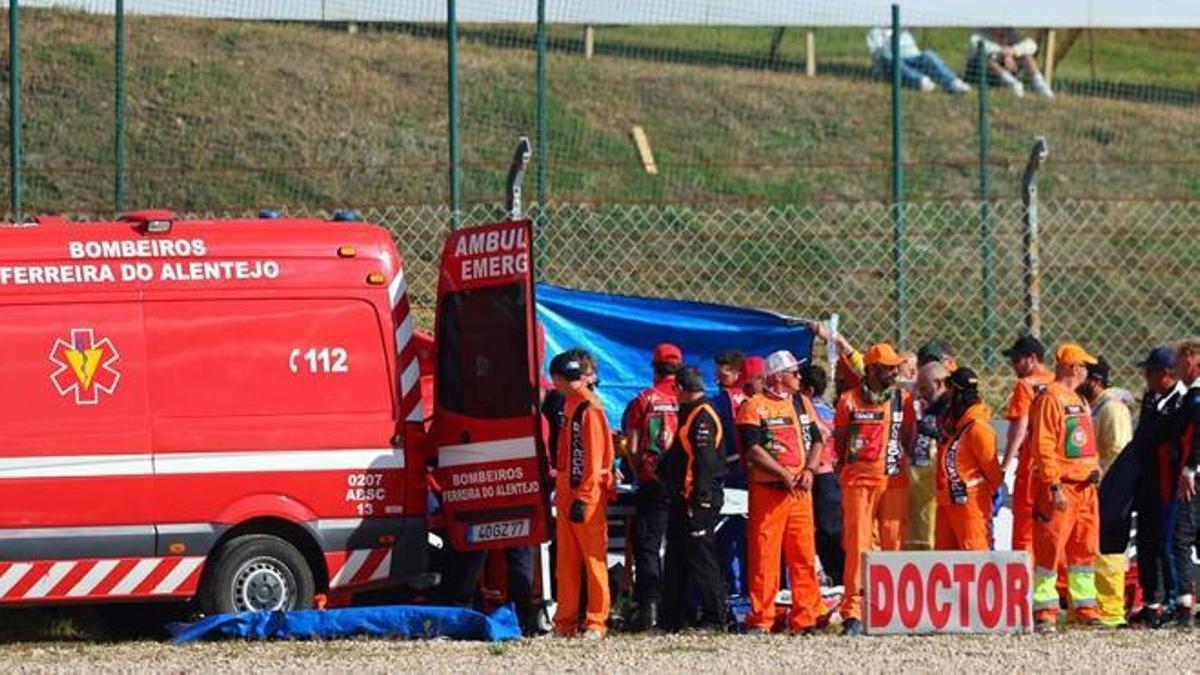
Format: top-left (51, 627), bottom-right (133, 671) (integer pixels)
top-left (199, 534), bottom-right (315, 615)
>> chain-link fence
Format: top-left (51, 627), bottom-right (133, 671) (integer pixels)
top-left (352, 199), bottom-right (1200, 405)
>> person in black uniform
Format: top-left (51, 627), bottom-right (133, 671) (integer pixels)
top-left (1167, 341), bottom-right (1200, 628)
top-left (658, 366), bottom-right (728, 632)
top-left (1125, 348), bottom-right (1188, 627)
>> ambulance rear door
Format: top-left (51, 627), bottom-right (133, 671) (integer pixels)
top-left (433, 219), bottom-right (548, 550)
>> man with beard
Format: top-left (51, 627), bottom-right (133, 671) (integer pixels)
top-left (835, 342), bottom-right (914, 636)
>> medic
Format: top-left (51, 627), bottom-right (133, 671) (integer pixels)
top-left (624, 342), bottom-right (682, 631)
top-left (658, 365), bottom-right (729, 632)
top-left (835, 342), bottom-right (915, 636)
top-left (551, 350), bottom-right (616, 639)
top-left (935, 367), bottom-right (1002, 551)
top-left (736, 350), bottom-right (824, 634)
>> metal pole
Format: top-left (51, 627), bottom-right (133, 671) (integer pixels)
top-left (8, 0), bottom-right (21, 223)
top-left (447, 0), bottom-right (461, 230)
top-left (114, 0), bottom-right (126, 214)
top-left (534, 0), bottom-right (548, 279)
top-left (977, 42), bottom-right (994, 367)
top-left (890, 4), bottom-right (907, 346)
top-left (1021, 137), bottom-right (1048, 339)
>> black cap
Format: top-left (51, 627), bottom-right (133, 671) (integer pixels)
top-left (549, 351), bottom-right (584, 381)
top-left (1137, 347), bottom-right (1175, 371)
top-left (1086, 356), bottom-right (1111, 387)
top-left (1002, 335), bottom-right (1045, 360)
top-left (948, 367), bottom-right (980, 392)
top-left (675, 365), bottom-right (706, 393)
top-left (917, 340), bottom-right (953, 366)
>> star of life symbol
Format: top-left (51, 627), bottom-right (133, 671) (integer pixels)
top-left (49, 328), bottom-right (121, 405)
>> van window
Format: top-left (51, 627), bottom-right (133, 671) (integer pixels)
top-left (145, 298), bottom-right (391, 417)
top-left (436, 283), bottom-right (533, 419)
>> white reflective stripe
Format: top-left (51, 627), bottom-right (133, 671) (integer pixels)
top-left (395, 314), bottom-right (415, 353)
top-left (369, 550), bottom-right (393, 581)
top-left (24, 561), bottom-right (75, 598)
top-left (152, 557), bottom-right (204, 594)
top-left (155, 449), bottom-right (404, 475)
top-left (439, 436), bottom-right (537, 468)
top-left (388, 270), bottom-right (407, 307)
top-left (0, 449), bottom-right (404, 479)
top-left (110, 558), bottom-right (159, 595)
top-left (0, 454), bottom-right (152, 479)
top-left (67, 559), bottom-right (119, 597)
top-left (330, 550), bottom-right (370, 587)
top-left (399, 360), bottom-right (420, 396)
top-left (0, 562), bottom-right (33, 597)
top-left (406, 403), bottom-right (425, 423)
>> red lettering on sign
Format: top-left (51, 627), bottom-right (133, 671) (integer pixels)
top-left (953, 563), bottom-right (976, 627)
top-left (868, 564), bottom-right (894, 628)
top-left (978, 564), bottom-right (1003, 628)
top-left (927, 562), bottom-right (951, 629)
top-left (1007, 562), bottom-right (1031, 627)
top-left (898, 564), bottom-right (922, 629)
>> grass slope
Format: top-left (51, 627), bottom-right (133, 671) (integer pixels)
top-left (2, 10), bottom-right (1196, 213)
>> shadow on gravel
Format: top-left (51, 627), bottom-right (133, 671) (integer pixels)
top-left (0, 604), bottom-right (192, 642)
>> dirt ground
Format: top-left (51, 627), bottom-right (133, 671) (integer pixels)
top-left (2, 628), bottom-right (1197, 673)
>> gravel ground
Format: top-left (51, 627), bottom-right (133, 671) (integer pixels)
top-left (3, 629), bottom-right (1198, 673)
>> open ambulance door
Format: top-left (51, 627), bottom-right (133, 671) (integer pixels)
top-left (433, 218), bottom-right (550, 551)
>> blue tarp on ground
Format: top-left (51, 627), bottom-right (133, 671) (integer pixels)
top-left (536, 283), bottom-right (814, 425)
top-left (168, 603), bottom-right (521, 644)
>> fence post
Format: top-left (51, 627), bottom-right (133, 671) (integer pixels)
top-left (534, 0), bottom-right (548, 280)
top-left (890, 4), bottom-right (907, 346)
top-left (8, 0), bottom-right (21, 223)
top-left (977, 41), bottom-right (994, 367)
top-left (1021, 138), bottom-right (1048, 339)
top-left (447, 0), bottom-right (461, 230)
top-left (114, 0), bottom-right (126, 215)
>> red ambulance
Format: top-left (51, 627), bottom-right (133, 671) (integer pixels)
top-left (0, 211), bottom-right (548, 614)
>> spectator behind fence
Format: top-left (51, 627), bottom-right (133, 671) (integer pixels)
top-left (866, 27), bottom-right (971, 94)
top-left (968, 28), bottom-right (1053, 98)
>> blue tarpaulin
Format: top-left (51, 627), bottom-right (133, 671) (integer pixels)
top-left (168, 603), bottom-right (521, 644)
top-left (536, 283), bottom-right (813, 424)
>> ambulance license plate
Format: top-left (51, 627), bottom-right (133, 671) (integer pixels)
top-left (468, 519), bottom-right (530, 543)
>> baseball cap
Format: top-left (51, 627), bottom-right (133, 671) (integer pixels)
top-left (765, 350), bottom-right (804, 376)
top-left (947, 366), bottom-right (980, 392)
top-left (1002, 335), bottom-right (1045, 360)
top-left (1136, 347), bottom-right (1175, 371)
top-left (740, 356), bottom-right (766, 381)
top-left (675, 365), bottom-right (706, 393)
top-left (864, 342), bottom-right (905, 367)
top-left (916, 340), bottom-right (953, 366)
top-left (549, 351), bottom-right (584, 381)
top-left (1085, 357), bottom-right (1111, 387)
top-left (652, 342), bottom-right (683, 365)
top-left (1056, 343), bottom-right (1098, 367)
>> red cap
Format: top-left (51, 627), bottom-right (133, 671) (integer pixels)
top-left (739, 356), bottom-right (766, 381)
top-left (652, 342), bottom-right (683, 365)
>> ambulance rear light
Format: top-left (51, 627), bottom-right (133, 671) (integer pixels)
top-left (142, 219), bottom-right (173, 234)
top-left (119, 209), bottom-right (175, 234)
top-left (337, 246), bottom-right (357, 258)
top-left (367, 272), bottom-right (387, 285)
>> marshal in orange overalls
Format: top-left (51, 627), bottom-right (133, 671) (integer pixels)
top-left (836, 383), bottom-right (913, 622)
top-left (736, 391), bottom-right (823, 632)
top-left (935, 401), bottom-right (1002, 550)
top-left (1030, 379), bottom-right (1101, 625)
top-left (553, 386), bottom-right (616, 636)
top-left (1007, 363), bottom-right (1054, 554)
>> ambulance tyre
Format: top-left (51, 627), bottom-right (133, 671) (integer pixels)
top-left (199, 534), bottom-right (315, 615)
